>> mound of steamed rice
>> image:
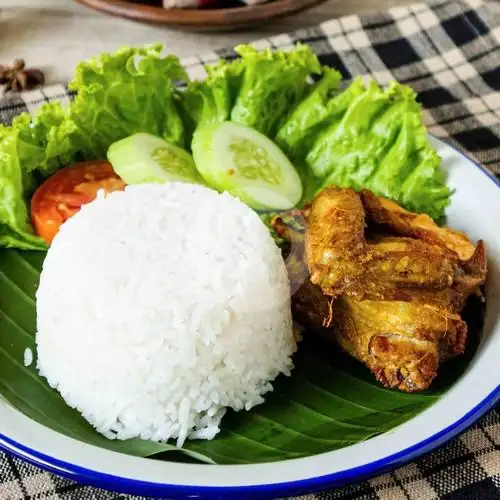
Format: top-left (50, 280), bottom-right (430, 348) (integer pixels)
top-left (36, 183), bottom-right (296, 446)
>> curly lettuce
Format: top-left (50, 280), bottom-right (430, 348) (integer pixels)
top-left (0, 127), bottom-right (45, 249)
top-left (276, 78), bottom-right (450, 219)
top-left (180, 58), bottom-right (243, 138)
top-left (182, 44), bottom-right (322, 138)
top-left (68, 44), bottom-right (189, 156)
top-left (275, 67), bottom-right (344, 160)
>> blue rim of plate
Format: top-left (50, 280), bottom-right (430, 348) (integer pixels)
top-left (0, 138), bottom-right (499, 499)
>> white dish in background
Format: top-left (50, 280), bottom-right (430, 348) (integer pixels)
top-left (0, 136), bottom-right (499, 499)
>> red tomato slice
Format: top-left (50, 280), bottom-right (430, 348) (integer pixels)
top-left (31, 161), bottom-right (126, 244)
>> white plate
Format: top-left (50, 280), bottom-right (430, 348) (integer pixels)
top-left (1, 137), bottom-right (499, 499)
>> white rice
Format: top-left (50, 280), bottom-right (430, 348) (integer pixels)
top-left (36, 183), bottom-right (295, 446)
top-left (23, 347), bottom-right (33, 367)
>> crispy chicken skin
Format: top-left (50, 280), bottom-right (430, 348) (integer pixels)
top-left (350, 235), bottom-right (459, 299)
top-left (360, 189), bottom-right (476, 260)
top-left (396, 240), bottom-right (487, 312)
top-left (332, 297), bottom-right (468, 391)
top-left (305, 187), bottom-right (369, 295)
top-left (274, 188), bottom-right (487, 393)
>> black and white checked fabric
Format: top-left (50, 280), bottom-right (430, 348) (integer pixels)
top-left (1, 0), bottom-right (499, 498)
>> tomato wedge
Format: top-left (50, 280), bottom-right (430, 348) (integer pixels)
top-left (31, 161), bottom-right (126, 244)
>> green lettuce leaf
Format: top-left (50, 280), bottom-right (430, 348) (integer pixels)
top-left (68, 44), bottom-right (189, 157)
top-left (180, 58), bottom-right (243, 135)
top-left (0, 127), bottom-right (46, 250)
top-left (12, 102), bottom-right (83, 177)
top-left (0, 103), bottom-right (90, 250)
top-left (275, 67), bottom-right (343, 160)
top-left (182, 44), bottom-right (322, 138)
top-left (276, 77), bottom-right (450, 219)
top-left (230, 44), bottom-right (322, 136)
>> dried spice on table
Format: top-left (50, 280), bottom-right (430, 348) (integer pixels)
top-left (0, 59), bottom-right (45, 94)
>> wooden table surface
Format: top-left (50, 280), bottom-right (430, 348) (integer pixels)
top-left (0, 0), bottom-right (416, 84)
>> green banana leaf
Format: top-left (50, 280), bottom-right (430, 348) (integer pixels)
top-left (0, 248), bottom-right (480, 465)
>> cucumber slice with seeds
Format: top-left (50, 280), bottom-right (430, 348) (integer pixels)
top-left (107, 133), bottom-right (203, 185)
top-left (192, 122), bottom-right (302, 210)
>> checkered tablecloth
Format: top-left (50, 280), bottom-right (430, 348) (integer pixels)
top-left (1, 0), bottom-right (499, 498)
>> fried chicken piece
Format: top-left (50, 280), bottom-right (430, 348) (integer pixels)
top-left (274, 208), bottom-right (486, 311)
top-left (360, 188), bottom-right (487, 307)
top-left (454, 239), bottom-right (487, 308)
top-left (305, 187), bottom-right (463, 299)
top-left (332, 297), bottom-right (468, 391)
top-left (292, 278), bottom-right (335, 340)
top-left (360, 189), bottom-right (475, 260)
top-left (289, 283), bottom-right (469, 391)
top-left (273, 189), bottom-right (487, 392)
top-left (305, 186), bottom-right (369, 295)
top-left (287, 280), bottom-right (469, 391)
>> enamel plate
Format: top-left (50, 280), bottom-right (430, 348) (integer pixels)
top-left (1, 137), bottom-right (499, 499)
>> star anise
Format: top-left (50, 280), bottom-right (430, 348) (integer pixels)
top-left (0, 59), bottom-right (45, 94)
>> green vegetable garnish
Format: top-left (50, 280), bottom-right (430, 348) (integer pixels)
top-left (0, 43), bottom-right (451, 250)
top-left (68, 45), bottom-right (189, 157)
top-left (276, 78), bottom-right (450, 219)
top-left (192, 122), bottom-right (303, 210)
top-left (182, 44), bottom-right (321, 138)
top-left (0, 127), bottom-right (46, 249)
top-left (107, 133), bottom-right (202, 185)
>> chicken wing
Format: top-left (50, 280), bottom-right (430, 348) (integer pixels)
top-left (305, 186), bottom-right (369, 295)
top-left (359, 188), bottom-right (487, 308)
top-left (305, 187), bottom-right (464, 300)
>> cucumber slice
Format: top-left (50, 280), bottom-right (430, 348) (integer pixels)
top-left (192, 122), bottom-right (302, 210)
top-left (107, 133), bottom-right (203, 185)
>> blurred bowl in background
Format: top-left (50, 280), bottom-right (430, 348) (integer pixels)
top-left (74, 0), bottom-right (329, 31)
